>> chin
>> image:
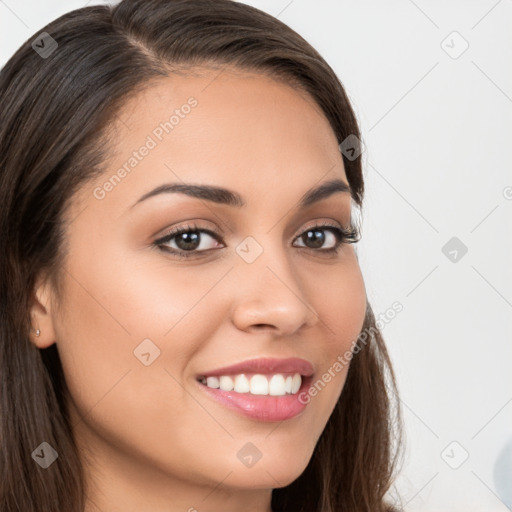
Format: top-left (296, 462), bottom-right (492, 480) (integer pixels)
top-left (219, 449), bottom-right (313, 490)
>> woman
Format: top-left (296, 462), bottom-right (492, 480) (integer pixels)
top-left (0, 0), bottom-right (403, 511)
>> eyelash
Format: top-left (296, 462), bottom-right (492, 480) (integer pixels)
top-left (153, 221), bottom-right (360, 260)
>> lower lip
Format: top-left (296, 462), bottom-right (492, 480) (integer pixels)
top-left (196, 376), bottom-right (313, 422)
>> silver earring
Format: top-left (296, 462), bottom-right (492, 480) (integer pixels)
top-left (35, 329), bottom-right (40, 337)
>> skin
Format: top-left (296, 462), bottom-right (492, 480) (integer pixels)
top-left (29, 68), bottom-right (367, 512)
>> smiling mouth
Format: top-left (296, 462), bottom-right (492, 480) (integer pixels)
top-left (197, 372), bottom-right (304, 396)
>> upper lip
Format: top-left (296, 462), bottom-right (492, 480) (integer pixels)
top-left (197, 357), bottom-right (315, 378)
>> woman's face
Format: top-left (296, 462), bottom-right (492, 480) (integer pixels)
top-left (33, 68), bottom-right (367, 508)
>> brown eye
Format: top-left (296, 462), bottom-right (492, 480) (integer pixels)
top-left (293, 222), bottom-right (360, 254)
top-left (297, 228), bottom-right (333, 249)
top-left (172, 230), bottom-right (201, 251)
top-left (155, 225), bottom-right (223, 255)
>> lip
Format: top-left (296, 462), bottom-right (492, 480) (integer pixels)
top-left (195, 357), bottom-right (315, 422)
top-left (196, 357), bottom-right (315, 378)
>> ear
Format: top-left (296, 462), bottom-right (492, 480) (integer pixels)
top-left (29, 273), bottom-right (58, 349)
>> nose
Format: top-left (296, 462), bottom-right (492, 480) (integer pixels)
top-left (230, 249), bottom-right (319, 336)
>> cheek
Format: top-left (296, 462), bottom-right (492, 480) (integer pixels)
top-left (299, 250), bottom-right (367, 415)
top-left (310, 249), bottom-right (367, 350)
top-left (52, 249), bottom-right (235, 482)
top-left (53, 246), bottom-right (227, 388)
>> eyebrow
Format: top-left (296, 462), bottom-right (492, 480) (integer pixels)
top-left (129, 178), bottom-right (350, 210)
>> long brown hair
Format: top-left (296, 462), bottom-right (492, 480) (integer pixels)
top-left (0, 1), bottom-right (403, 510)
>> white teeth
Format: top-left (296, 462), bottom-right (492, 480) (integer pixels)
top-left (285, 375), bottom-right (293, 394)
top-left (250, 374), bottom-right (268, 395)
top-left (234, 374), bottom-right (250, 393)
top-left (219, 376), bottom-right (234, 391)
top-left (269, 374), bottom-right (286, 396)
top-left (291, 373), bottom-right (302, 394)
top-left (206, 376), bottom-right (219, 389)
top-left (200, 373), bottom-right (303, 396)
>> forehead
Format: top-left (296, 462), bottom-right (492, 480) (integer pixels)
top-left (118, 67), bottom-right (336, 140)
top-left (75, 67), bottom-right (348, 216)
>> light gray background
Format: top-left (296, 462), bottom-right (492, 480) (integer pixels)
top-left (1, 1), bottom-right (511, 510)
